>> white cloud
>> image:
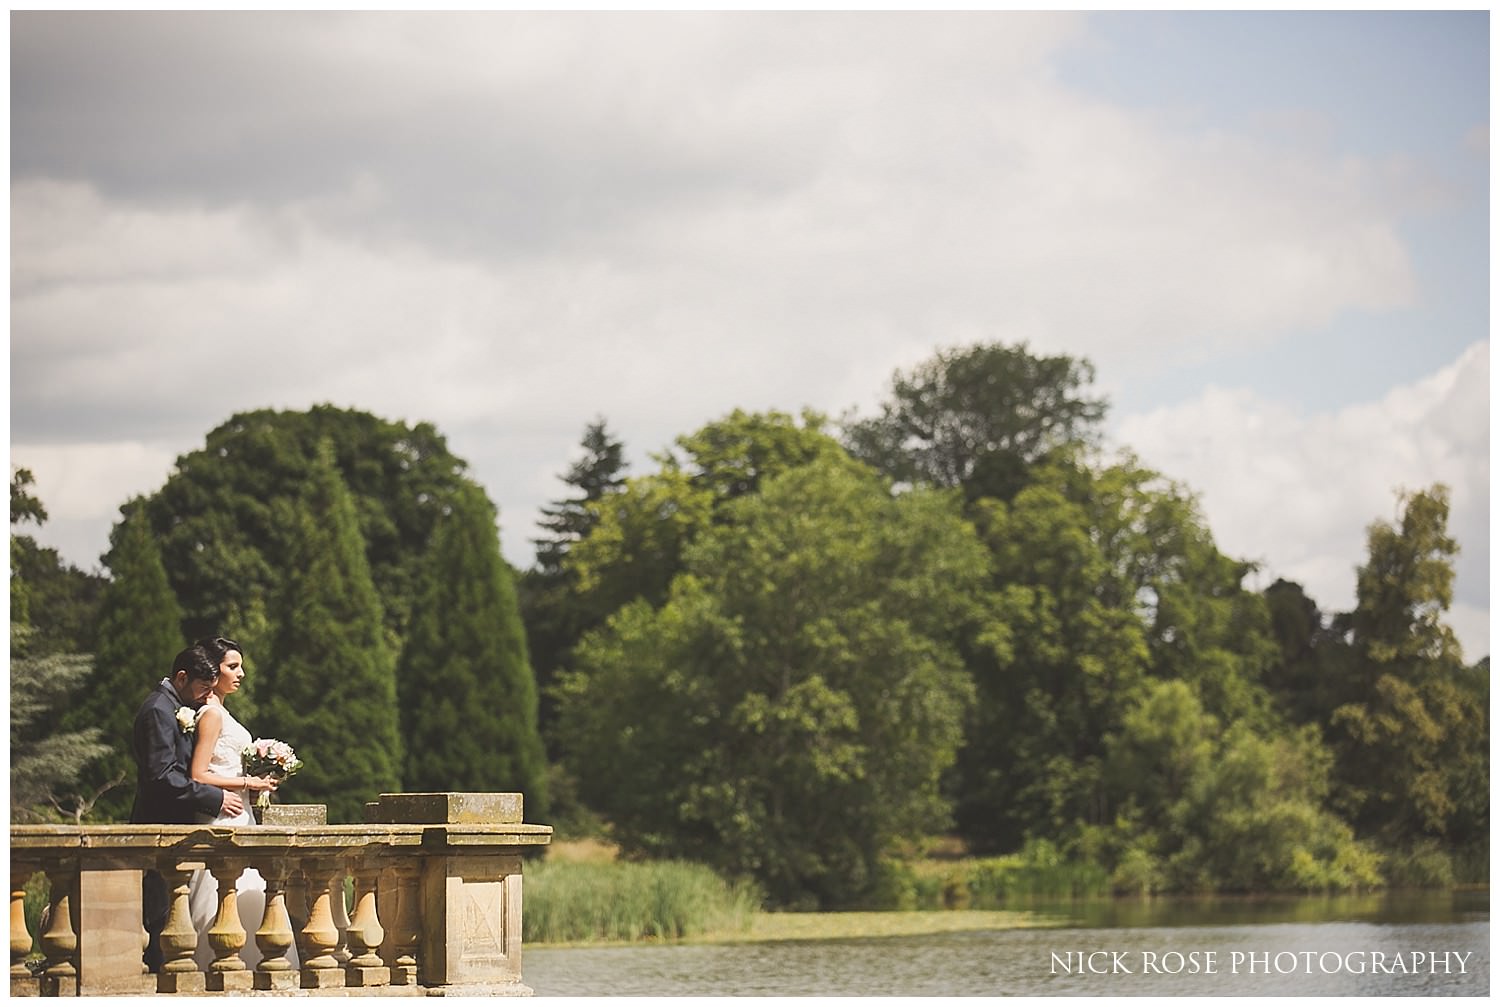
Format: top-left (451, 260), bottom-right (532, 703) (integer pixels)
top-left (1113, 341), bottom-right (1489, 661)
top-left (9, 13), bottom-right (1484, 656)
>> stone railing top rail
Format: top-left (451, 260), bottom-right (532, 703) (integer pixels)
top-left (10, 823), bottom-right (553, 851)
top-left (11, 792), bottom-right (553, 856)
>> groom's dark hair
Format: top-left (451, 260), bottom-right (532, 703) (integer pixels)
top-left (172, 644), bottom-right (218, 683)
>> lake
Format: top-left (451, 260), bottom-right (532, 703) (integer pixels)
top-left (522, 890), bottom-right (1488, 996)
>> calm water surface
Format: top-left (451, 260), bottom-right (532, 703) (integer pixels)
top-left (524, 891), bottom-right (1488, 997)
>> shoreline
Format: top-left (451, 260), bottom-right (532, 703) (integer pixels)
top-left (529, 908), bottom-right (1047, 949)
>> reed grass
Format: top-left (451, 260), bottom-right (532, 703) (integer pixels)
top-left (523, 859), bottom-right (761, 945)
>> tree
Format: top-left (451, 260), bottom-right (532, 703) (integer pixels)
top-left (1100, 679), bottom-right (1380, 893)
top-left (521, 419), bottom-right (627, 737)
top-left (10, 473), bottom-right (113, 823)
top-left (142, 406), bottom-right (472, 651)
top-left (1261, 579), bottom-right (1353, 728)
top-left (10, 539), bottom-right (106, 657)
top-left (11, 468), bottom-right (48, 638)
top-left (531, 418), bottom-right (627, 576)
top-left (565, 410), bottom-right (846, 625)
top-left (1329, 485), bottom-right (1483, 845)
top-left (60, 501), bottom-right (186, 821)
top-left (258, 445), bottom-right (401, 822)
top-left (953, 458), bottom-right (1151, 850)
top-left (400, 482), bottom-right (548, 813)
top-left (843, 342), bottom-right (1107, 502)
top-left (952, 452), bottom-right (1281, 854)
top-left (11, 646), bottom-right (113, 823)
top-left (556, 455), bottom-right (989, 906)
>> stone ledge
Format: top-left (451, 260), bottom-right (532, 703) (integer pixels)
top-left (260, 804), bottom-right (328, 827)
top-left (365, 793), bottom-right (524, 825)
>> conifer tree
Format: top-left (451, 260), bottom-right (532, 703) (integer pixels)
top-left (401, 483), bottom-right (548, 813)
top-left (62, 501), bottom-right (186, 820)
top-left (532, 418), bottom-right (626, 576)
top-left (521, 418), bottom-right (626, 737)
top-left (260, 444), bottom-right (401, 822)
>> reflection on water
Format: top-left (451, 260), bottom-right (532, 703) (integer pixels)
top-left (524, 891), bottom-right (1488, 997)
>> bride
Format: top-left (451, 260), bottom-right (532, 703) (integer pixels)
top-left (186, 637), bottom-right (295, 971)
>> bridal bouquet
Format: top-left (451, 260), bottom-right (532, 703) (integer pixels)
top-left (242, 738), bottom-right (304, 809)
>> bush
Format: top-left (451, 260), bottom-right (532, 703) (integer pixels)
top-left (1380, 841), bottom-right (1455, 889)
top-left (522, 859), bottom-right (760, 944)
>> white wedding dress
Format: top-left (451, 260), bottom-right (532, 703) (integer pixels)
top-left (187, 702), bottom-right (299, 972)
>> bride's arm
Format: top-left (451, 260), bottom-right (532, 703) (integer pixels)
top-left (190, 707), bottom-right (276, 792)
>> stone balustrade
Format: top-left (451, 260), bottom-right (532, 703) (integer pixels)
top-left (9, 793), bottom-right (551, 997)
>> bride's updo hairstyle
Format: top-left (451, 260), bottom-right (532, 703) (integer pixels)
top-left (197, 636), bottom-right (243, 668)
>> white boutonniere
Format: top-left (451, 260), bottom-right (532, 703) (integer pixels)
top-left (176, 706), bottom-right (198, 734)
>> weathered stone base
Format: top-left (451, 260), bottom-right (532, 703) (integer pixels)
top-left (388, 965), bottom-right (418, 986)
top-left (346, 964), bottom-right (392, 987)
top-left (157, 970), bottom-right (206, 994)
top-left (301, 967), bottom-right (347, 990)
top-left (10, 977), bottom-right (39, 998)
top-left (253, 968), bottom-right (300, 991)
top-left (206, 968), bottom-right (255, 992)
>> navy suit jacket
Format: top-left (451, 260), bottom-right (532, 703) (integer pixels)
top-left (129, 681), bottom-right (224, 824)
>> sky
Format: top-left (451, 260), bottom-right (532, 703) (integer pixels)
top-left (9, 11), bottom-right (1490, 660)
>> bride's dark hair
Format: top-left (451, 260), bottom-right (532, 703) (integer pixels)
top-left (197, 636), bottom-right (243, 667)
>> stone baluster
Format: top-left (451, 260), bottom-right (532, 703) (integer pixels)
top-left (10, 862), bottom-right (38, 996)
top-left (298, 857), bottom-right (345, 990)
top-left (387, 859), bottom-right (422, 986)
top-left (203, 858), bottom-right (251, 991)
top-left (155, 860), bottom-right (203, 994)
top-left (38, 858), bottom-right (78, 997)
top-left (345, 855), bottom-right (389, 987)
top-left (252, 856), bottom-right (298, 992)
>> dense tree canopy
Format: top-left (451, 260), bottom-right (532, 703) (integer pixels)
top-left (9, 342), bottom-right (1485, 893)
top-left (142, 405), bottom-right (472, 651)
top-left (556, 454), bottom-right (990, 906)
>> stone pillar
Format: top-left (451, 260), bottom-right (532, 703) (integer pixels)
top-left (10, 862), bottom-right (37, 997)
top-left (76, 859), bottom-right (155, 995)
top-left (203, 858), bottom-right (252, 991)
top-left (387, 860), bottom-right (421, 986)
top-left (420, 853), bottom-right (525, 990)
top-left (252, 856), bottom-right (298, 992)
top-left (38, 858), bottom-right (78, 997)
top-left (155, 860), bottom-right (203, 994)
top-left (297, 857), bottom-right (345, 990)
top-left (345, 855), bottom-right (389, 988)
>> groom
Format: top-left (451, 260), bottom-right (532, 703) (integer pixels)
top-left (130, 643), bottom-right (245, 971)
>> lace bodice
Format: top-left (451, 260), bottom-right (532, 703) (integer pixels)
top-left (201, 702), bottom-right (253, 781)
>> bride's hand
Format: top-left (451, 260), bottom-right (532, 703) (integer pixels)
top-left (243, 775), bottom-right (278, 792)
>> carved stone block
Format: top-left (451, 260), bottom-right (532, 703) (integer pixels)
top-left (419, 854), bottom-right (523, 987)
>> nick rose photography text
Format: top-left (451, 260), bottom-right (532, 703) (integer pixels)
top-left (1051, 950), bottom-right (1475, 976)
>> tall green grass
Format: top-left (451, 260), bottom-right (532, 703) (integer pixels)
top-left (523, 859), bottom-right (761, 944)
